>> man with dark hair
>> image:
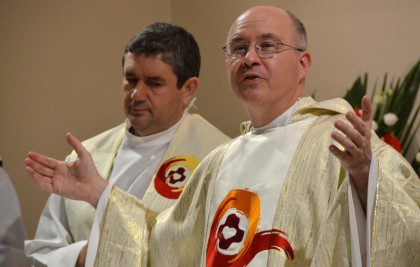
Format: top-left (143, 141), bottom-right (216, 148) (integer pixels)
top-left (24, 22), bottom-right (229, 266)
top-left (122, 22), bottom-right (201, 89)
top-left (26, 7), bottom-right (418, 267)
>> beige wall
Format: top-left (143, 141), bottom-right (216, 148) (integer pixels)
top-left (0, 0), bottom-right (171, 238)
top-left (1, 0), bottom-right (419, 238)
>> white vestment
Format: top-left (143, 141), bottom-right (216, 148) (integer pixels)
top-left (25, 113), bottom-right (230, 266)
top-left (86, 100), bottom-right (377, 266)
top-left (25, 120), bottom-right (178, 266)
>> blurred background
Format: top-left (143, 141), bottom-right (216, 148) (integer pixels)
top-left (1, 0), bottom-right (419, 238)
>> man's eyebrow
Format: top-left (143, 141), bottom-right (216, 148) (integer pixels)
top-left (124, 71), bottom-right (136, 78)
top-left (228, 33), bottom-right (281, 44)
top-left (145, 76), bottom-right (165, 83)
top-left (258, 33), bottom-right (281, 41)
top-left (228, 36), bottom-right (247, 44)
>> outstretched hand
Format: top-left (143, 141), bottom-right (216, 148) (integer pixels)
top-left (329, 95), bottom-right (372, 210)
top-left (25, 132), bottom-right (108, 208)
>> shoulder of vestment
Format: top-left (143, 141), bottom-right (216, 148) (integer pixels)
top-left (65, 123), bottom-right (125, 160)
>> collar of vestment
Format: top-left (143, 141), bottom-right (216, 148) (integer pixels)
top-left (124, 113), bottom-right (186, 148)
top-left (250, 99), bottom-right (300, 132)
top-left (240, 97), bottom-right (353, 134)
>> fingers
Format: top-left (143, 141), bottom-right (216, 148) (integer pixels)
top-left (330, 96), bottom-right (373, 184)
top-left (329, 144), bottom-right (351, 162)
top-left (346, 112), bottom-right (370, 138)
top-left (66, 132), bottom-right (89, 159)
top-left (361, 95), bottom-right (372, 123)
top-left (331, 130), bottom-right (358, 156)
top-left (27, 151), bottom-right (57, 169)
top-left (25, 167), bottom-right (54, 193)
top-left (334, 120), bottom-right (363, 147)
top-left (25, 157), bottom-right (54, 178)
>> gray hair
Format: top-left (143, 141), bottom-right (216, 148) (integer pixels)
top-left (286, 10), bottom-right (307, 50)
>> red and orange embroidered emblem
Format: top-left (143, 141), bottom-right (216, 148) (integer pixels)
top-left (154, 155), bottom-right (199, 199)
top-left (206, 189), bottom-right (294, 266)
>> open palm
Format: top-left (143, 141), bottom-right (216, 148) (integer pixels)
top-left (25, 133), bottom-right (108, 208)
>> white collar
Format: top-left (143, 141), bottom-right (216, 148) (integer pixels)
top-left (252, 99), bottom-right (300, 132)
top-left (124, 112), bottom-right (186, 148)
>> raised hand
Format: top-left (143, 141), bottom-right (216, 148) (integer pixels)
top-left (25, 132), bottom-right (108, 208)
top-left (329, 95), bottom-right (372, 210)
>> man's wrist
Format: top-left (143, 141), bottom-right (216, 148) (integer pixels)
top-left (350, 167), bottom-right (369, 212)
top-left (89, 177), bottom-right (108, 208)
top-left (355, 182), bottom-right (367, 211)
top-left (76, 243), bottom-right (88, 267)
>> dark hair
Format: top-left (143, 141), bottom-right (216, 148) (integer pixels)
top-left (285, 10), bottom-right (307, 50)
top-left (122, 22), bottom-right (201, 89)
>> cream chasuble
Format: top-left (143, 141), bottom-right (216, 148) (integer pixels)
top-left (64, 113), bottom-right (229, 242)
top-left (25, 113), bottom-right (229, 266)
top-left (92, 98), bottom-right (419, 266)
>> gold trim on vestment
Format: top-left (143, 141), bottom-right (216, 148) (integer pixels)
top-left (95, 97), bottom-right (419, 266)
top-left (95, 144), bottom-right (231, 266)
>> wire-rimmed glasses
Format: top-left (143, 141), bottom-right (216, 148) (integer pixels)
top-left (223, 40), bottom-right (304, 61)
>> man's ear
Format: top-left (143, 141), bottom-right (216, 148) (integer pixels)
top-left (298, 51), bottom-right (311, 80)
top-left (181, 77), bottom-right (199, 106)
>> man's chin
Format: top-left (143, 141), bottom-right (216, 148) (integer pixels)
top-left (129, 115), bottom-right (151, 129)
top-left (235, 86), bottom-right (266, 102)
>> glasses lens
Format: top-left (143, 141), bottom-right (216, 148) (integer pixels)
top-left (228, 44), bottom-right (247, 59)
top-left (225, 41), bottom-right (280, 60)
top-left (258, 41), bottom-right (277, 54)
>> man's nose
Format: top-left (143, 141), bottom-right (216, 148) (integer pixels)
top-left (131, 82), bottom-right (147, 100)
top-left (241, 45), bottom-right (261, 69)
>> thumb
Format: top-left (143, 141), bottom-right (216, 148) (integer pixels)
top-left (66, 132), bottom-right (89, 159)
top-left (361, 95), bottom-right (372, 124)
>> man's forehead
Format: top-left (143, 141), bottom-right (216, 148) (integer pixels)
top-left (123, 52), bottom-right (172, 76)
top-left (229, 32), bottom-right (282, 44)
top-left (124, 52), bottom-right (161, 64)
top-left (124, 53), bottom-right (164, 69)
top-left (228, 7), bottom-right (293, 41)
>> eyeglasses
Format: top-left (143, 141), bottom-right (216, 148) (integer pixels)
top-left (223, 40), bottom-right (304, 61)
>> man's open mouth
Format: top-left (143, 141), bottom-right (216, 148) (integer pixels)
top-left (244, 75), bottom-right (260, 80)
top-left (242, 73), bottom-right (263, 81)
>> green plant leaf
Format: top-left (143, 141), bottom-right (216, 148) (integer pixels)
top-left (401, 105), bottom-right (419, 150)
top-left (344, 74), bottom-right (367, 108)
top-left (402, 121), bottom-right (420, 155)
top-left (393, 60), bottom-right (419, 138)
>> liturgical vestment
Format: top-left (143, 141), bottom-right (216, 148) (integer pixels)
top-left (89, 98), bottom-right (419, 266)
top-left (25, 113), bottom-right (230, 266)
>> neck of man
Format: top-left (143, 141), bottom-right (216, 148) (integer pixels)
top-left (246, 103), bottom-right (293, 128)
top-left (246, 90), bottom-right (302, 128)
top-left (131, 108), bottom-right (187, 137)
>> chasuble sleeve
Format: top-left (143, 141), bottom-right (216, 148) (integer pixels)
top-left (347, 136), bottom-right (419, 267)
top-left (369, 138), bottom-right (420, 266)
top-left (265, 110), bottom-right (418, 266)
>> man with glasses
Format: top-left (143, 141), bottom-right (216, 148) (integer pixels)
top-left (26, 6), bottom-right (419, 266)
